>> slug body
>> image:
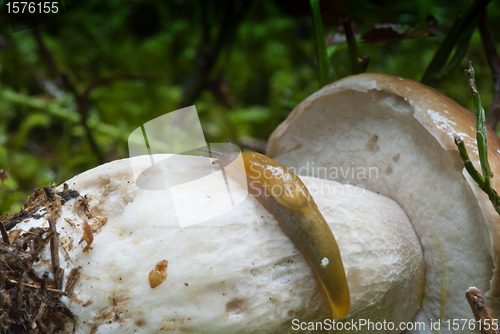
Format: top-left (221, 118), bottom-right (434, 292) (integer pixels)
top-left (200, 143), bottom-right (350, 319)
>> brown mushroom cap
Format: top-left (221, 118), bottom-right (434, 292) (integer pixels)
top-left (267, 73), bottom-right (500, 327)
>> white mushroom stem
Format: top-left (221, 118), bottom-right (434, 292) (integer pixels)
top-left (17, 155), bottom-right (423, 334)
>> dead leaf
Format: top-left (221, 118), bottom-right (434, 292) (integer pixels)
top-left (361, 15), bottom-right (438, 43)
top-left (326, 15), bottom-right (438, 46)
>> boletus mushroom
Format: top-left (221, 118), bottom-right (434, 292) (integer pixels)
top-left (267, 73), bottom-right (500, 331)
top-left (2, 73), bottom-right (498, 333)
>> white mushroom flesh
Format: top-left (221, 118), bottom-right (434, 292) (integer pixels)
top-left (16, 155), bottom-right (423, 333)
top-left (267, 81), bottom-right (497, 332)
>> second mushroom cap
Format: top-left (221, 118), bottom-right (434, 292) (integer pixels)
top-left (267, 73), bottom-right (500, 331)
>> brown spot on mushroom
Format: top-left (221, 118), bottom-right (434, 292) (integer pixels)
top-left (135, 318), bottom-right (147, 327)
top-left (149, 260), bottom-right (168, 288)
top-left (392, 153), bottom-right (400, 163)
top-left (64, 218), bottom-right (76, 229)
top-left (366, 135), bottom-right (380, 152)
top-left (83, 300), bottom-right (93, 307)
top-left (91, 292), bottom-right (130, 328)
top-left (225, 298), bottom-right (246, 315)
top-left (90, 325), bottom-right (98, 334)
top-left (81, 220), bottom-right (94, 252)
top-left (385, 166), bottom-right (393, 175)
top-left (159, 319), bottom-right (178, 331)
top-left (91, 215), bottom-right (108, 232)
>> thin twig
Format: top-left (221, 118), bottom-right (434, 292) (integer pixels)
top-left (48, 219), bottom-right (59, 271)
top-left (455, 136), bottom-right (485, 185)
top-left (32, 27), bottom-right (103, 162)
top-left (479, 10), bottom-right (500, 131)
top-left (342, 18), bottom-right (362, 75)
top-left (32, 232), bottom-right (52, 262)
top-left (64, 266), bottom-right (82, 295)
top-left (466, 63), bottom-right (492, 180)
top-left (0, 222), bottom-right (9, 245)
top-left (180, 0), bottom-right (251, 107)
top-left (4, 275), bottom-right (66, 296)
top-left (455, 63), bottom-right (500, 215)
top-left (48, 218), bottom-right (63, 289)
top-left (32, 27), bottom-right (153, 163)
top-left (466, 287), bottom-right (500, 334)
top-left (43, 186), bottom-right (55, 203)
top-left (31, 298), bottom-right (47, 329)
top-left (32, 27), bottom-right (66, 86)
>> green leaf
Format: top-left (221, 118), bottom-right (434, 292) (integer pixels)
top-left (14, 113), bottom-right (51, 148)
top-left (1, 90), bottom-right (80, 123)
top-left (0, 192), bottom-right (25, 216)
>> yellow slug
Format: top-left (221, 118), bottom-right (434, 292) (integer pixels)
top-left (199, 141), bottom-right (350, 319)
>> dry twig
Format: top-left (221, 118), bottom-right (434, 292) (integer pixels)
top-left (466, 287), bottom-right (500, 334)
top-left (0, 222), bottom-right (10, 245)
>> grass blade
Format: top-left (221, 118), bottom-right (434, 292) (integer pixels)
top-left (421, 0), bottom-right (491, 85)
top-left (435, 21), bottom-right (476, 81)
top-left (310, 0), bottom-right (329, 87)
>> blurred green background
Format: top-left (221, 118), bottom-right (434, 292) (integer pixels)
top-left (0, 0), bottom-right (499, 215)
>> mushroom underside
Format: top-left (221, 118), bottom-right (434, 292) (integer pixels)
top-left (268, 87), bottom-right (495, 332)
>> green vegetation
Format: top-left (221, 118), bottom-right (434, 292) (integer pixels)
top-left (0, 0), bottom-right (499, 215)
top-left (455, 63), bottom-right (500, 215)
